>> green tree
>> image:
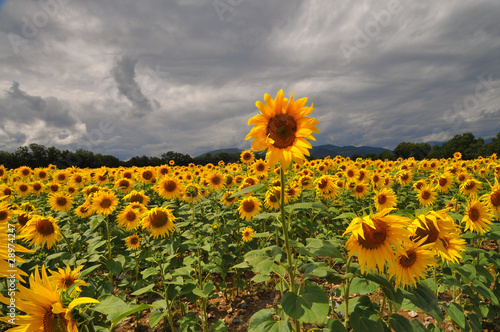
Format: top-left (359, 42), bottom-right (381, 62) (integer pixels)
top-left (441, 132), bottom-right (484, 159)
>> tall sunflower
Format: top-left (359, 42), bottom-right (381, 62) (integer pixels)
top-left (48, 192), bottom-right (74, 213)
top-left (416, 185), bottom-right (438, 207)
top-left (461, 199), bottom-right (493, 235)
top-left (117, 205), bottom-right (142, 231)
top-left (49, 265), bottom-right (88, 294)
top-left (19, 215), bottom-right (61, 249)
top-left (141, 207), bottom-right (176, 238)
top-left (0, 265), bottom-right (99, 332)
top-left (373, 188), bottom-right (398, 211)
top-left (123, 190), bottom-right (151, 206)
top-left (482, 177), bottom-right (500, 218)
top-left (240, 150), bottom-right (255, 164)
top-left (343, 209), bottom-right (411, 274)
top-left (245, 90), bottom-right (319, 170)
top-left (241, 226), bottom-right (255, 242)
top-left (459, 178), bottom-right (482, 197)
top-left (125, 234), bottom-right (141, 250)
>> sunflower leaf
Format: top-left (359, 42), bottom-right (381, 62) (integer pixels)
top-left (229, 183), bottom-right (267, 198)
top-left (281, 283), bottom-right (329, 324)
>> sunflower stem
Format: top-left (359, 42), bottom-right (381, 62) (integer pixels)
top-left (343, 256), bottom-right (353, 331)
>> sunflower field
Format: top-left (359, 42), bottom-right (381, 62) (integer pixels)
top-left (1, 91), bottom-right (500, 332)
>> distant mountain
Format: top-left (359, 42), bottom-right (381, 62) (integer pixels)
top-left (310, 144), bottom-right (392, 158)
top-left (199, 145), bottom-right (392, 159)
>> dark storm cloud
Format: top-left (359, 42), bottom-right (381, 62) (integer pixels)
top-left (111, 55), bottom-right (157, 117)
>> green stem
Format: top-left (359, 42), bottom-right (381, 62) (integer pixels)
top-left (344, 256), bottom-right (353, 331)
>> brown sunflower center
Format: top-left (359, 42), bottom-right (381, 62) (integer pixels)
top-left (19, 184), bottom-right (28, 192)
top-left (33, 183), bottom-right (42, 191)
top-left (36, 219), bottom-right (55, 236)
top-left (56, 197), bottom-right (67, 206)
top-left (378, 194), bottom-right (387, 205)
top-left (399, 250), bottom-right (417, 268)
top-left (57, 174), bottom-right (65, 181)
top-left (126, 211), bottom-right (137, 221)
top-left (22, 169), bottom-right (30, 176)
top-left (358, 219), bottom-right (388, 250)
top-left (130, 237), bottom-right (139, 245)
top-left (267, 114), bottom-right (297, 149)
top-left (64, 277), bottom-right (75, 288)
top-left (43, 311), bottom-right (68, 332)
top-left (211, 176), bottom-right (221, 185)
top-left (4, 188), bottom-right (12, 195)
top-left (421, 191), bottom-right (431, 199)
top-left (490, 191), bottom-right (500, 207)
top-left (464, 181), bottom-right (475, 190)
top-left (439, 178), bottom-right (448, 186)
top-left (401, 174), bottom-right (409, 181)
top-left (318, 178), bottom-right (329, 189)
top-left (129, 194), bottom-right (144, 203)
top-left (100, 199), bottom-right (112, 208)
top-left (0, 211), bottom-right (8, 221)
top-left (142, 171), bottom-right (153, 180)
top-left (355, 185), bottom-right (364, 193)
top-left (150, 210), bottom-right (169, 228)
top-left (18, 213), bottom-right (29, 227)
top-left (347, 170), bottom-right (355, 178)
top-left (242, 200), bottom-right (256, 213)
top-left (242, 152), bottom-right (252, 161)
top-left (50, 185), bottom-right (59, 192)
top-left (118, 180), bottom-right (130, 188)
top-left (468, 207), bottom-right (480, 221)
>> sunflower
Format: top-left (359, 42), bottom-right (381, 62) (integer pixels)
top-left (123, 190), bottom-right (151, 206)
top-left (373, 188), bottom-right (398, 211)
top-left (0, 202), bottom-right (12, 223)
top-left (240, 150), bottom-right (255, 164)
top-left (48, 192), bottom-right (74, 213)
top-left (0, 165), bottom-right (6, 178)
top-left (137, 167), bottom-right (156, 184)
top-left (0, 221), bottom-right (33, 280)
top-left (482, 178), bottom-right (500, 218)
top-left (50, 265), bottom-right (88, 294)
top-left (206, 172), bottom-right (225, 191)
top-left (19, 215), bottom-right (61, 249)
top-left (461, 199), bottom-right (493, 235)
top-left (343, 209), bottom-right (411, 274)
top-left (30, 181), bottom-right (45, 195)
top-left (125, 234), bottom-right (141, 250)
top-left (74, 202), bottom-right (93, 219)
top-left (251, 159), bottom-right (268, 177)
top-left (409, 210), bottom-right (465, 264)
top-left (114, 178), bottom-right (133, 194)
top-left (459, 178), bottom-right (482, 197)
top-left (15, 182), bottom-right (31, 197)
top-left (238, 196), bottom-right (262, 221)
top-left (435, 172), bottom-right (454, 193)
top-left (47, 182), bottom-right (61, 194)
top-left (353, 183), bottom-right (370, 199)
top-left (241, 226), bottom-right (255, 242)
top-left (221, 191), bottom-right (238, 206)
top-left (245, 90), bottom-right (319, 170)
top-left (264, 186), bottom-right (282, 211)
top-left (397, 171), bottom-right (413, 185)
top-left (314, 175), bottom-right (336, 197)
top-left (17, 166), bottom-right (32, 179)
top-left (388, 240), bottom-right (436, 289)
top-left (0, 184), bottom-right (14, 201)
top-left (153, 177), bottom-right (182, 200)
top-left (117, 205), bottom-right (142, 231)
top-left (416, 185), bottom-right (438, 207)
top-left (182, 183), bottom-right (202, 203)
top-left (141, 207), bottom-right (176, 238)
top-left (0, 265), bottom-right (99, 332)
top-left (91, 191), bottom-right (119, 216)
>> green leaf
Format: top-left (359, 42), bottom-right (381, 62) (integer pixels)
top-left (131, 283), bottom-right (155, 296)
top-left (349, 277), bottom-right (380, 295)
top-left (192, 281), bottom-right (216, 298)
top-left (229, 183), bottom-right (267, 198)
top-left (94, 295), bottom-right (151, 326)
top-left (402, 283), bottom-right (443, 322)
top-left (281, 283), bottom-right (329, 324)
top-left (471, 279), bottom-right (499, 305)
top-left (141, 267), bottom-right (159, 279)
top-left (349, 312), bottom-right (385, 332)
top-left (149, 309), bottom-right (168, 328)
top-left (106, 259), bottom-right (123, 275)
top-left (177, 312), bottom-right (200, 332)
top-left (467, 313), bottom-right (482, 332)
top-left (209, 319), bottom-right (227, 332)
top-left (389, 313), bottom-right (413, 332)
top-left (79, 264), bottom-right (101, 278)
top-left (323, 318), bottom-right (347, 332)
top-left (285, 202), bottom-right (327, 211)
top-left (248, 308), bottom-right (293, 332)
top-left (444, 302), bottom-right (466, 330)
top-left (303, 238), bottom-right (342, 258)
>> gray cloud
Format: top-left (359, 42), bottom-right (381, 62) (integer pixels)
top-left (0, 0), bottom-right (499, 158)
top-left (111, 55), bottom-right (157, 117)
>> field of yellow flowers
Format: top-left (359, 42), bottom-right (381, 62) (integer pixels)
top-left (1, 91), bottom-right (500, 332)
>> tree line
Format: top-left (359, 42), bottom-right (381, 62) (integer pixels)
top-left (0, 132), bottom-right (499, 169)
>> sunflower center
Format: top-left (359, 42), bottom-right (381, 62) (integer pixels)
top-left (490, 191), bottom-right (500, 207)
top-left (39, 171), bottom-right (47, 178)
top-left (36, 219), bottom-right (55, 236)
top-left (347, 170), bottom-right (355, 178)
top-left (33, 183), bottom-right (42, 191)
top-left (131, 237), bottom-right (139, 245)
top-left (464, 181), bottom-right (475, 190)
top-left (50, 185), bottom-right (59, 192)
top-left (355, 185), bottom-right (364, 193)
top-left (163, 180), bottom-right (177, 192)
top-left (468, 207), bottom-right (480, 221)
top-left (100, 199), bottom-right (112, 208)
top-left (119, 180), bottom-right (130, 188)
top-left (243, 153), bottom-right (252, 161)
top-left (150, 210), bottom-right (169, 228)
top-left (64, 277), bottom-right (75, 288)
top-left (22, 169), bottom-right (30, 176)
top-left (242, 200), bottom-right (256, 213)
top-left (126, 211), bottom-right (137, 221)
top-left (378, 194), bottom-right (387, 204)
top-left (318, 179), bottom-right (328, 189)
top-left (129, 194), bottom-right (144, 203)
top-left (267, 114), bottom-right (297, 149)
top-left (401, 174), bottom-right (409, 181)
top-left (439, 178), bottom-right (448, 186)
top-left (399, 250), bottom-right (417, 268)
top-left (4, 188), bottom-right (12, 195)
top-left (421, 191), bottom-right (431, 199)
top-left (358, 219), bottom-right (388, 250)
top-left (43, 311), bottom-right (68, 332)
top-left (142, 171), bottom-right (153, 180)
top-left (18, 213), bottom-right (29, 226)
top-left (19, 184), bottom-right (28, 192)
top-left (57, 174), bottom-right (65, 181)
top-left (211, 176), bottom-right (221, 185)
top-left (57, 197), bottom-right (67, 206)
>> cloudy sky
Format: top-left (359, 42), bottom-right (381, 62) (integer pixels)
top-left (1, 0), bottom-right (500, 160)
